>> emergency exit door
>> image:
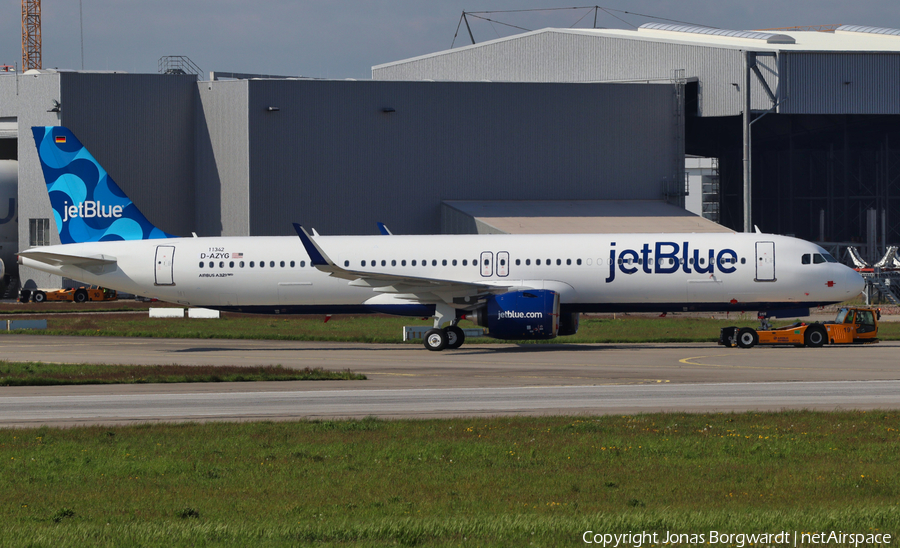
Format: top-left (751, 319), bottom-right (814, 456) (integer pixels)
top-left (155, 245), bottom-right (175, 285)
top-left (755, 241), bottom-right (775, 282)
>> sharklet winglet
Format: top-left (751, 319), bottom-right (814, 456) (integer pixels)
top-left (292, 223), bottom-right (332, 267)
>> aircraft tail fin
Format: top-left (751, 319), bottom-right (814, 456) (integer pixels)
top-left (31, 126), bottom-right (176, 244)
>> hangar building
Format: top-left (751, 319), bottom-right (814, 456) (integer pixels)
top-left (374, 23), bottom-right (900, 259)
top-left (1, 71), bottom-right (688, 289)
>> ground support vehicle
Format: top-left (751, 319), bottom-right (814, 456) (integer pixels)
top-left (24, 286), bottom-right (117, 303)
top-left (720, 307), bottom-right (880, 349)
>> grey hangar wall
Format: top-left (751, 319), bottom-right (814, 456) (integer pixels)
top-left (1, 72), bottom-right (681, 289)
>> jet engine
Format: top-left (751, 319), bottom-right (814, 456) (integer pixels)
top-left (470, 289), bottom-right (560, 340)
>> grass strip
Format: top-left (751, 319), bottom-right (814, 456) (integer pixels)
top-left (3, 314), bottom-right (899, 343)
top-left (0, 361), bottom-right (364, 386)
top-left (0, 412), bottom-right (897, 546)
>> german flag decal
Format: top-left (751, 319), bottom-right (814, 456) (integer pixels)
top-left (55, 136), bottom-right (66, 144)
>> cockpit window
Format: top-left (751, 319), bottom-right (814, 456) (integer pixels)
top-left (822, 253), bottom-right (838, 263)
top-left (813, 254), bottom-right (826, 264)
top-left (801, 254), bottom-right (811, 265)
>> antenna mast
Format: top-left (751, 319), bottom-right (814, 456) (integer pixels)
top-left (22, 0), bottom-right (42, 70)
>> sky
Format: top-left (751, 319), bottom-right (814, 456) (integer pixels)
top-left (3, 1), bottom-right (900, 79)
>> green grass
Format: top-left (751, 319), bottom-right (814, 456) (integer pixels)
top-left (0, 361), bottom-right (364, 386)
top-left (0, 412), bottom-right (897, 546)
top-left (4, 313), bottom-right (899, 344)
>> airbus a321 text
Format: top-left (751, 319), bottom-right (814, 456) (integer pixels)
top-left (19, 127), bottom-right (864, 350)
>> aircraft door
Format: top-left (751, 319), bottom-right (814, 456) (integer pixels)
top-left (480, 251), bottom-right (493, 277)
top-left (155, 245), bottom-right (175, 285)
top-left (497, 251), bottom-right (509, 277)
top-left (755, 241), bottom-right (775, 282)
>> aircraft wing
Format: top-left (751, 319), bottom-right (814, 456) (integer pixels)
top-left (293, 224), bottom-right (517, 303)
top-left (18, 249), bottom-right (117, 267)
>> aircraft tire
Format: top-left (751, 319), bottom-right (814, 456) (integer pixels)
top-left (736, 327), bottom-right (758, 348)
top-left (445, 326), bottom-right (466, 349)
top-left (74, 289), bottom-right (88, 303)
top-left (32, 291), bottom-right (46, 303)
top-left (424, 328), bottom-right (448, 351)
top-left (804, 325), bottom-right (827, 348)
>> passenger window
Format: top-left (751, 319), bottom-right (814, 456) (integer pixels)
top-left (577, 259), bottom-right (582, 265)
top-left (699, 258), bottom-right (705, 265)
top-left (432, 260), bottom-right (438, 266)
top-left (209, 262), bottom-right (214, 269)
top-left (280, 261), bottom-right (285, 267)
top-left (557, 259), bottom-right (562, 266)
top-left (442, 259), bottom-right (447, 266)
top-left (361, 260), bottom-right (366, 267)
top-left (402, 260), bottom-right (407, 266)
top-left (230, 261), bottom-right (234, 268)
top-left (689, 258), bottom-right (694, 265)
top-left (546, 259), bottom-right (550, 265)
top-left (741, 258), bottom-right (746, 264)
top-left (526, 259), bottom-right (531, 265)
top-left (270, 261), bottom-right (275, 268)
top-left (260, 261), bottom-right (265, 268)
top-left (344, 260), bottom-right (349, 267)
top-left (411, 260), bottom-right (416, 266)
top-left (463, 260), bottom-right (468, 266)
top-left (484, 259), bottom-right (489, 266)
top-left (391, 260), bottom-right (396, 266)
top-left (452, 260), bottom-right (457, 266)
top-left (250, 261), bottom-right (255, 267)
top-left (536, 259), bottom-right (542, 266)
top-left (199, 262), bottom-right (204, 268)
top-left (472, 260), bottom-right (477, 266)
top-left (240, 261), bottom-right (245, 268)
top-left (515, 259), bottom-right (520, 266)
top-left (301, 261), bottom-right (306, 267)
top-left (381, 260), bottom-right (386, 266)
top-left (500, 259), bottom-right (506, 266)
top-left (290, 261), bottom-right (295, 267)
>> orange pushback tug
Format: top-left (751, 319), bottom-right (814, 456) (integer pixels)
top-left (720, 307), bottom-right (880, 349)
top-left (22, 286), bottom-right (118, 304)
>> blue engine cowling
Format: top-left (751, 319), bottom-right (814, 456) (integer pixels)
top-left (473, 289), bottom-right (560, 340)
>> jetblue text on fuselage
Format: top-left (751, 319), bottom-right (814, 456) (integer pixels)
top-left (62, 201), bottom-right (124, 223)
top-left (605, 241), bottom-right (738, 283)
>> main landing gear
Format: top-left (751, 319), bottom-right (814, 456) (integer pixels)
top-left (423, 304), bottom-right (466, 351)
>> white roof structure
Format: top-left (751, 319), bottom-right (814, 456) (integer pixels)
top-left (374, 24), bottom-right (900, 116)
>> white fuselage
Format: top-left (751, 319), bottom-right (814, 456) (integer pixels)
top-left (20, 232), bottom-right (863, 315)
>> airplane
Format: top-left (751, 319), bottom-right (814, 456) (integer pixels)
top-left (19, 126), bottom-right (865, 351)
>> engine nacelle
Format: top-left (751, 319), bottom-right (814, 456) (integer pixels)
top-left (471, 289), bottom-right (560, 340)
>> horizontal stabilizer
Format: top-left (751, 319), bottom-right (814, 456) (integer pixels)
top-left (18, 249), bottom-right (117, 267)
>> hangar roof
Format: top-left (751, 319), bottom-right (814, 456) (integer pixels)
top-left (442, 200), bottom-right (731, 234)
top-left (374, 24), bottom-right (900, 73)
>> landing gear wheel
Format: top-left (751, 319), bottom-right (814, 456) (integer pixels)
top-left (74, 289), bottom-right (88, 303)
top-left (445, 325), bottom-right (466, 349)
top-left (804, 325), bottom-right (827, 348)
top-left (736, 327), bottom-right (758, 348)
top-left (32, 291), bottom-right (46, 303)
top-left (424, 328), bottom-right (448, 351)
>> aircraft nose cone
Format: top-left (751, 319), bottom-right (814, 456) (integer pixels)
top-left (843, 266), bottom-right (865, 299)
